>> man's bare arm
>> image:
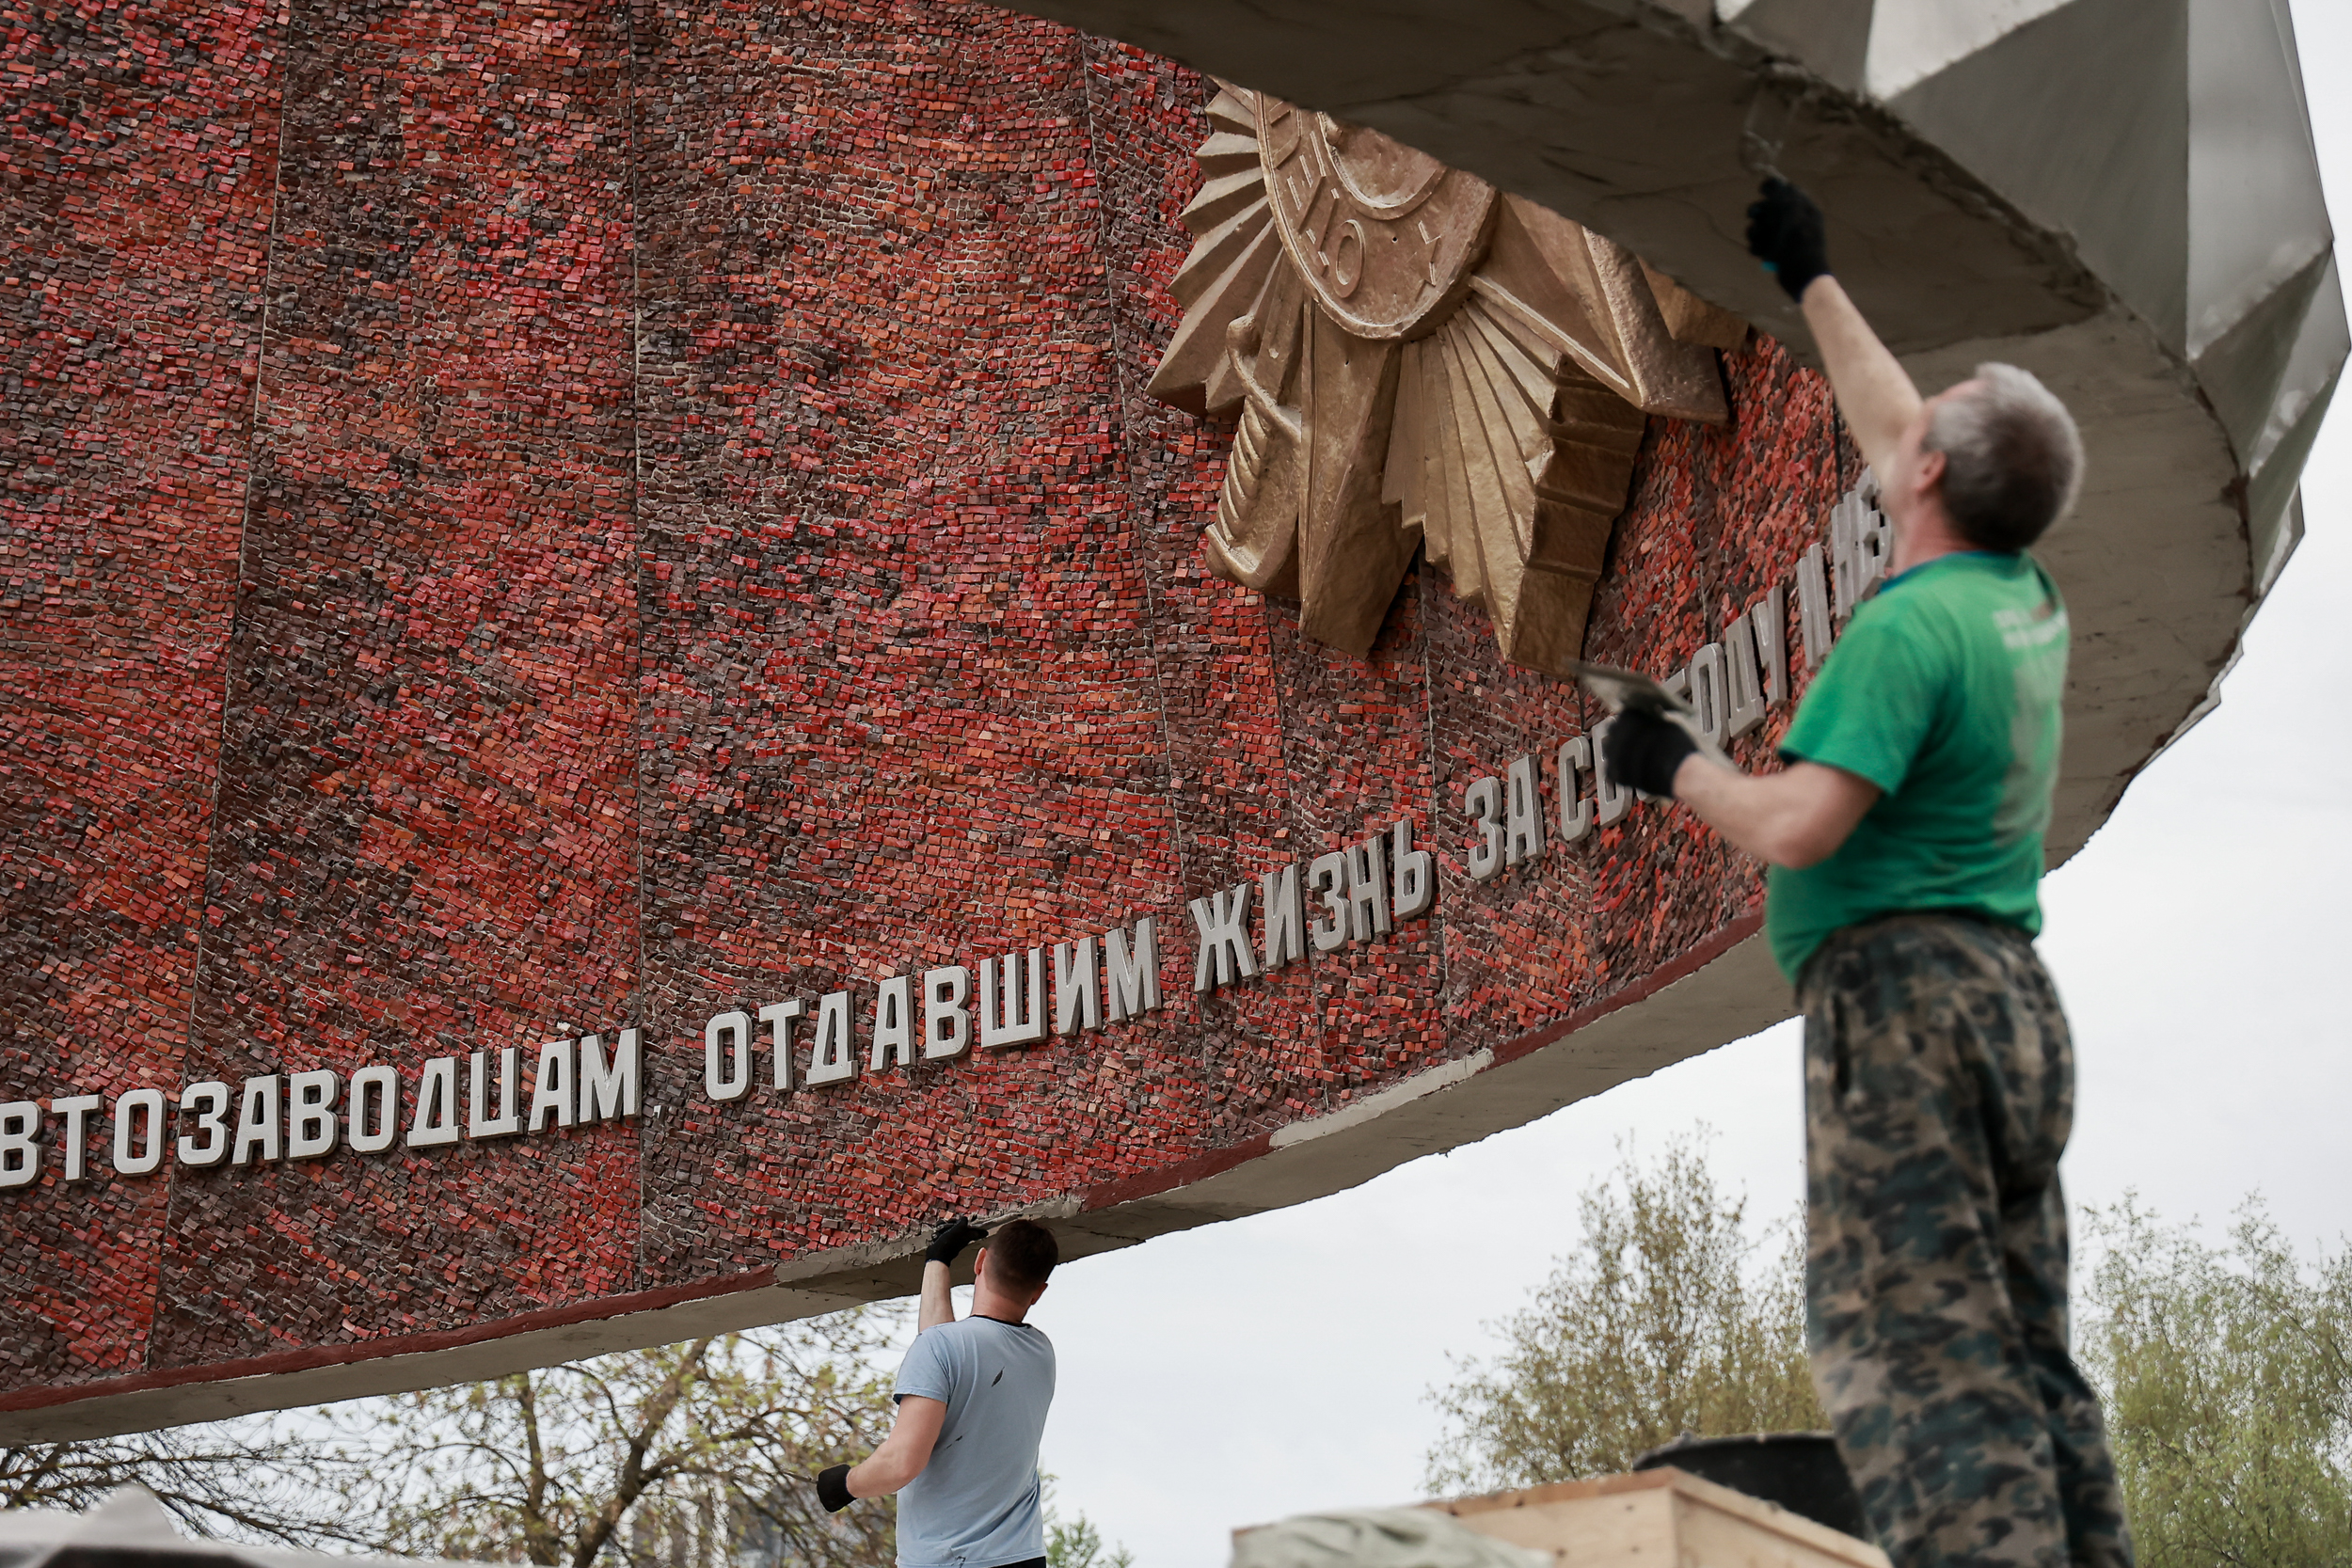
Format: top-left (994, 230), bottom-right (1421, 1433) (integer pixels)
top-left (1799, 277), bottom-right (1923, 477)
top-left (918, 1259), bottom-right (955, 1333)
top-left (1673, 755), bottom-right (1881, 869)
top-left (1747, 179), bottom-right (1922, 475)
top-left (846, 1395), bottom-right (946, 1498)
top-left (914, 1216), bottom-right (982, 1333)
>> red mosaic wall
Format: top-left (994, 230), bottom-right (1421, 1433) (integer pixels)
top-left (0, 0), bottom-right (1850, 1406)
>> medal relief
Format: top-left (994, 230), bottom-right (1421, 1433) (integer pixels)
top-left (1149, 86), bottom-right (1748, 673)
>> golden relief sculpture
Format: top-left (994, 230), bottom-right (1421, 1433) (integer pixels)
top-left (1148, 86), bottom-right (1748, 673)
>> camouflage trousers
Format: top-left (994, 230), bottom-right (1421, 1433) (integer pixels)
top-left (1798, 914), bottom-right (2132, 1568)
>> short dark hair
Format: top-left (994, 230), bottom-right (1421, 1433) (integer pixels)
top-left (1923, 362), bottom-right (2084, 551)
top-left (983, 1219), bottom-right (1058, 1294)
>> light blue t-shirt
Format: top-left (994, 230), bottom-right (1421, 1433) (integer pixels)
top-left (893, 1316), bottom-right (1057, 1568)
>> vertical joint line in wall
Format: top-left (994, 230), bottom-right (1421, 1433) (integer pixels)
top-left (208, 15), bottom-right (293, 879)
top-left (1254, 583), bottom-right (1318, 1085)
top-left (1411, 546), bottom-right (1452, 1011)
top-left (164, 0), bottom-right (297, 1371)
top-left (1072, 33), bottom-right (1191, 909)
top-left (622, 0), bottom-right (653, 1290)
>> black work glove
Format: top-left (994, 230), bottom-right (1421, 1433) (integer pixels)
top-left (926, 1216), bottom-right (985, 1267)
top-left (816, 1464), bottom-right (854, 1513)
top-left (1599, 707), bottom-right (1698, 800)
top-left (1745, 177), bottom-right (1829, 302)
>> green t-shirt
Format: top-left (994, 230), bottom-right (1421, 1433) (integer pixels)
top-left (1765, 550), bottom-right (2069, 980)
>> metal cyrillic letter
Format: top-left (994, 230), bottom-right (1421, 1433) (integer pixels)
top-left (923, 966), bottom-right (973, 1059)
top-left (1052, 941), bottom-right (1100, 1035)
top-left (51, 1094), bottom-right (101, 1181)
top-left (760, 1001), bottom-right (803, 1090)
top-left (1503, 754), bottom-right (1545, 866)
top-left (1751, 583), bottom-right (1788, 703)
top-left (1592, 717), bottom-right (1632, 826)
top-left (1797, 544), bottom-right (1834, 669)
top-left (869, 979), bottom-right (915, 1068)
top-left (1344, 835), bottom-right (1390, 941)
top-left (806, 990), bottom-right (858, 1083)
top-left (287, 1070), bottom-right (339, 1160)
top-left (1464, 776), bottom-right (1504, 881)
top-left (232, 1074), bottom-right (282, 1164)
top-left (1390, 818), bottom-right (1435, 921)
top-left (1689, 643), bottom-right (1729, 747)
top-left (1558, 736), bottom-right (1596, 844)
top-left (1260, 863), bottom-right (1307, 969)
top-left (578, 1031), bottom-right (641, 1123)
top-left (529, 1041), bottom-right (574, 1131)
top-left (705, 1010), bottom-right (754, 1102)
top-left (112, 1086), bottom-right (168, 1176)
top-left (1724, 617), bottom-right (1767, 739)
top-left (1831, 482), bottom-right (1891, 626)
top-left (1307, 852), bottom-right (1347, 952)
top-left (980, 950), bottom-right (1047, 1049)
top-left (1104, 919), bottom-right (1161, 1022)
top-left (468, 1049), bottom-right (522, 1139)
top-left (178, 1081), bottom-right (231, 1165)
top-left (408, 1057), bottom-right (460, 1148)
top-left (1189, 882), bottom-right (1260, 992)
top-left (0, 1101), bottom-right (38, 1189)
top-left (349, 1065), bottom-right (399, 1152)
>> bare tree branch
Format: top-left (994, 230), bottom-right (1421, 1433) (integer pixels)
top-left (3, 1421), bottom-right (373, 1550)
top-left (320, 1309), bottom-right (907, 1568)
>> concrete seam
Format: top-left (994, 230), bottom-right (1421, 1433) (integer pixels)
top-left (623, 0), bottom-right (652, 1293)
top-left (159, 0), bottom-right (299, 1377)
top-left (1413, 549), bottom-right (1454, 1065)
top-left (1070, 34), bottom-right (1195, 938)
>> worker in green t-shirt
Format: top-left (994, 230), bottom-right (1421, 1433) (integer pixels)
top-left (1601, 180), bottom-right (2132, 1568)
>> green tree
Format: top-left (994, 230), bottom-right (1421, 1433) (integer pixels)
top-left (1042, 1477), bottom-right (1135, 1568)
top-left (1423, 1136), bottom-right (1824, 1494)
top-left (2079, 1198), bottom-right (2352, 1568)
top-left (336, 1307), bottom-right (907, 1568)
top-left (1046, 1510), bottom-right (1135, 1568)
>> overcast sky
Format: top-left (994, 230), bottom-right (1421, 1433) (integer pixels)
top-left (1028, 5), bottom-right (2352, 1562)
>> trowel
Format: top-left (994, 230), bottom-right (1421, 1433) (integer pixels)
top-left (1566, 660), bottom-right (1736, 798)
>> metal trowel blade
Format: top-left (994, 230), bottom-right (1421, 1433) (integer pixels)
top-left (1566, 659), bottom-right (1737, 777)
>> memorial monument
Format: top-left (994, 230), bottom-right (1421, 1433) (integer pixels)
top-left (1, 0), bottom-right (2337, 1440)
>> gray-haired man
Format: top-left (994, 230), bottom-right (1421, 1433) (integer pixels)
top-left (1602, 180), bottom-right (2132, 1568)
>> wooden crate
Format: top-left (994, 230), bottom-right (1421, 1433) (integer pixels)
top-left (1428, 1468), bottom-right (1891, 1568)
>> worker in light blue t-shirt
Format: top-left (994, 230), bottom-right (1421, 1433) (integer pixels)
top-left (817, 1217), bottom-right (1059, 1568)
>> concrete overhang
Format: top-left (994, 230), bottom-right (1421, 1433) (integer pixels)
top-left (1001, 0), bottom-right (2346, 856)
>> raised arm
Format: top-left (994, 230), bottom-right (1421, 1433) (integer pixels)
top-left (1746, 180), bottom-right (1924, 475)
top-left (919, 1259), bottom-right (955, 1332)
top-left (1801, 278), bottom-right (1922, 475)
top-left (814, 1216), bottom-right (985, 1515)
top-left (1575, 180), bottom-right (1915, 871)
top-left (919, 1216), bottom-right (982, 1332)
